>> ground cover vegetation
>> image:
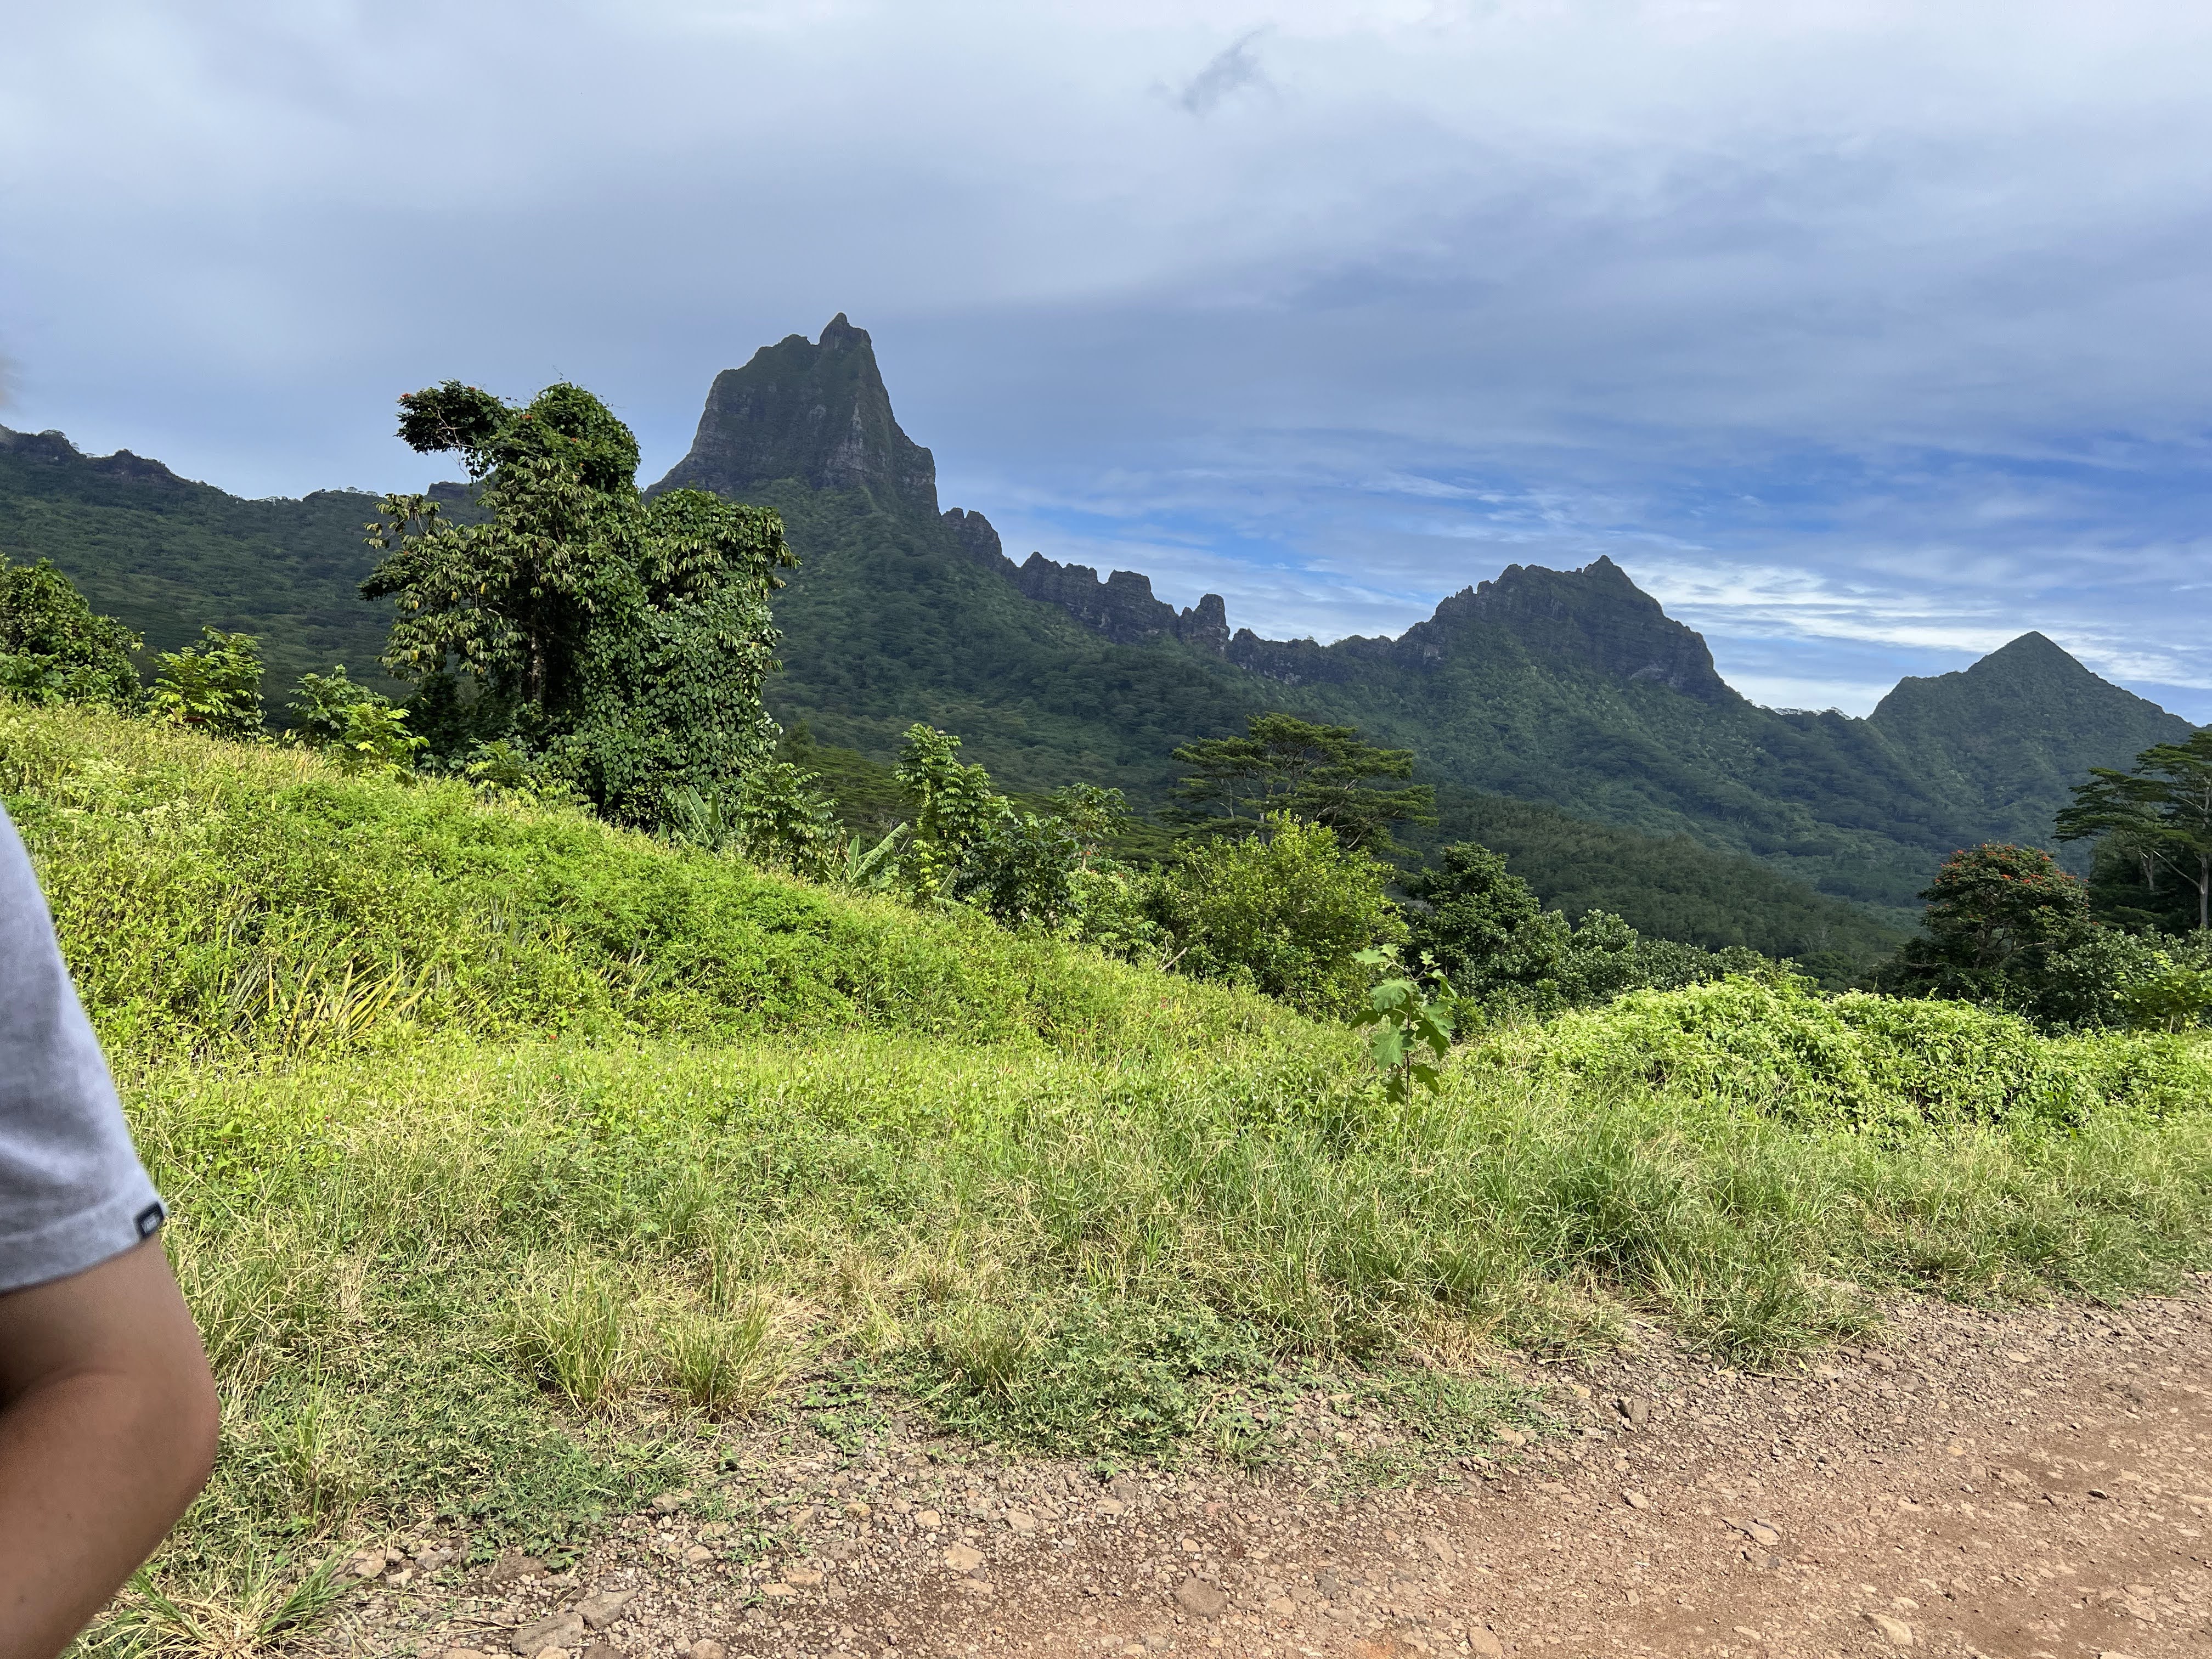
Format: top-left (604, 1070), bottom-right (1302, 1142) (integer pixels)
top-left (9, 682), bottom-right (2212, 1647)
top-left (4, 379), bottom-right (2211, 1647)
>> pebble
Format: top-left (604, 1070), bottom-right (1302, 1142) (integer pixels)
top-left (1173, 1577), bottom-right (1228, 1618)
top-left (944, 1543), bottom-right (985, 1574)
top-left (487, 1553), bottom-right (543, 1587)
top-left (580, 1646), bottom-right (623, 1659)
top-left (689, 1643), bottom-right (726, 1659)
top-left (1622, 1491), bottom-right (1651, 1510)
top-left (512, 1613), bottom-right (585, 1655)
top-left (579, 1589), bottom-right (637, 1630)
top-left (1861, 1611), bottom-right (1914, 1647)
top-left (1006, 1509), bottom-right (1039, 1533)
top-left (1468, 1631), bottom-right (1504, 1658)
top-left (682, 1545), bottom-right (714, 1565)
top-left (1742, 1520), bottom-right (1781, 1547)
top-left (651, 1491), bottom-right (689, 1514)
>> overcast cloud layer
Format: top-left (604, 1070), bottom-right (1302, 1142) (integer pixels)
top-left (3, 1), bottom-right (2208, 717)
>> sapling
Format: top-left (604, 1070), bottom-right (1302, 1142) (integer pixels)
top-left (1352, 944), bottom-right (1457, 1101)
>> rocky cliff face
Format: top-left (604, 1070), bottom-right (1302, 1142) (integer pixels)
top-left (940, 505), bottom-right (1231, 651)
top-left (0, 425), bottom-right (190, 489)
top-left (1397, 556), bottom-right (1735, 702)
top-left (651, 315), bottom-right (939, 515)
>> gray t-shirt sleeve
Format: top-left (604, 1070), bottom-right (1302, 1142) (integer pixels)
top-left (0, 806), bottom-right (163, 1293)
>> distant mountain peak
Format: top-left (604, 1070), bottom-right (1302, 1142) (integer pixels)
top-left (1402, 556), bottom-right (1734, 703)
top-left (651, 315), bottom-right (938, 515)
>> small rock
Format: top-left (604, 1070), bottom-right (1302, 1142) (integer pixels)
top-left (1622, 1491), bottom-right (1651, 1510)
top-left (682, 1545), bottom-right (714, 1565)
top-left (440, 1650), bottom-right (493, 1659)
top-left (487, 1552), bottom-right (543, 1587)
top-left (415, 1547), bottom-right (457, 1572)
top-left (512, 1613), bottom-right (586, 1655)
top-left (1006, 1509), bottom-right (1039, 1533)
top-left (580, 1647), bottom-right (623, 1659)
top-left (1317, 1571), bottom-right (1345, 1598)
top-left (1732, 1627), bottom-right (1762, 1640)
top-left (689, 1644), bottom-right (726, 1659)
top-left (844, 1501), bottom-right (871, 1517)
top-left (348, 1547), bottom-right (391, 1579)
top-left (1494, 1427), bottom-right (1527, 1448)
top-left (1861, 1612), bottom-right (1913, 1647)
top-left (944, 1543), bottom-right (985, 1574)
top-left (1615, 1395), bottom-right (1651, 1429)
top-left (1268, 1596), bottom-right (1295, 1616)
top-left (1108, 1476), bottom-right (1141, 1502)
top-left (696, 1522), bottom-right (729, 1542)
top-left (786, 1568), bottom-right (824, 1588)
top-left (650, 1490), bottom-right (689, 1514)
top-left (531, 1648), bottom-right (566, 1659)
top-left (1099, 1497), bottom-right (1127, 1517)
top-left (1173, 1578), bottom-right (1228, 1618)
top-left (579, 1589), bottom-right (638, 1629)
top-left (761, 1582), bottom-right (796, 1599)
top-left (1468, 1631), bottom-right (1505, 1659)
top-left (916, 1509), bottom-right (943, 1530)
top-left (1743, 1520), bottom-right (1781, 1547)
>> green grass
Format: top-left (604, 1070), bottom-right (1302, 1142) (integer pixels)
top-left (11, 702), bottom-right (2212, 1647)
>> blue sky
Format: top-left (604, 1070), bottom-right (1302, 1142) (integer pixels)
top-left (3, 1), bottom-right (2208, 718)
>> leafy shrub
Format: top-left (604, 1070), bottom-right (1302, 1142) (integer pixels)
top-left (150, 627), bottom-right (264, 737)
top-left (286, 667), bottom-right (425, 775)
top-left (1475, 974), bottom-right (2212, 1132)
top-left (1407, 840), bottom-right (1650, 1016)
top-left (0, 554), bottom-right (142, 708)
top-left (1147, 813), bottom-right (1406, 1018)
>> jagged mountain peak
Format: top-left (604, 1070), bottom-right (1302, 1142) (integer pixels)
top-left (1399, 556), bottom-right (1734, 703)
top-left (651, 315), bottom-right (938, 515)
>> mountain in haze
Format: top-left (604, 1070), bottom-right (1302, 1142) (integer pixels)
top-left (1, 314), bottom-right (2192, 964)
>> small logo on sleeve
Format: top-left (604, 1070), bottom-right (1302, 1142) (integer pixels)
top-left (134, 1203), bottom-right (167, 1240)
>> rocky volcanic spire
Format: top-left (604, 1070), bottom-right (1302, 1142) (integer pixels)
top-left (651, 314), bottom-right (939, 515)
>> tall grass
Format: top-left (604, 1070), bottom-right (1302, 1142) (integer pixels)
top-left (12, 702), bottom-right (2211, 1644)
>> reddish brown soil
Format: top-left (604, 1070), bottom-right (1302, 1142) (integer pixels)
top-left (364, 1288), bottom-right (2212, 1659)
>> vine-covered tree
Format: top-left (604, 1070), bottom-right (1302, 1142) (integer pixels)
top-left (1168, 712), bottom-right (1435, 853)
top-left (362, 380), bottom-right (797, 825)
top-left (2058, 731), bottom-right (2212, 934)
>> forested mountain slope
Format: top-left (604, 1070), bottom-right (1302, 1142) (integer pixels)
top-left (1, 316), bottom-right (2191, 946)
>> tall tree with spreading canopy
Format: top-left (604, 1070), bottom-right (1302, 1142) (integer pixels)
top-left (2057, 731), bottom-right (2212, 934)
top-left (361, 380), bottom-right (797, 825)
top-left (1168, 712), bottom-right (1435, 853)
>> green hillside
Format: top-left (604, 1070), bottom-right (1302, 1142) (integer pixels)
top-left (13, 699), bottom-right (2212, 1636)
top-left (0, 425), bottom-right (408, 694)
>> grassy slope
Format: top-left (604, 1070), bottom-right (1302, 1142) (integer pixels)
top-left (9, 702), bottom-right (2212, 1632)
top-left (0, 433), bottom-right (1922, 964)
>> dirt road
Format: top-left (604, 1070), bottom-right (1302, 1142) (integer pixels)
top-left (373, 1288), bottom-right (2212, 1659)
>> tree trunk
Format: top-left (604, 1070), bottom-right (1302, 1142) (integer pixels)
top-left (2200, 851), bottom-right (2209, 934)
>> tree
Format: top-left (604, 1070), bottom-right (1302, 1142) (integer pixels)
top-left (2057, 731), bottom-right (2212, 934)
top-left (1873, 843), bottom-right (2121, 1024)
top-left (1144, 814), bottom-right (1407, 1018)
top-left (149, 628), bottom-right (263, 738)
top-left (0, 554), bottom-right (141, 708)
top-left (1168, 713), bottom-right (1435, 853)
top-left (361, 379), bottom-right (797, 826)
top-left (1403, 840), bottom-right (1641, 1015)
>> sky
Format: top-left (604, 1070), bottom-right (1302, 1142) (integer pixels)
top-left (3, 1), bottom-right (2208, 719)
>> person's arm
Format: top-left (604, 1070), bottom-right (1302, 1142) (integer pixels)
top-left (0, 1237), bottom-right (217, 1659)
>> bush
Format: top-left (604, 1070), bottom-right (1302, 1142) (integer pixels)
top-left (1475, 974), bottom-right (2212, 1133)
top-left (1407, 840), bottom-right (1661, 1017)
top-left (0, 554), bottom-right (142, 708)
top-left (150, 627), bottom-right (264, 738)
top-left (1147, 814), bottom-right (1406, 1018)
